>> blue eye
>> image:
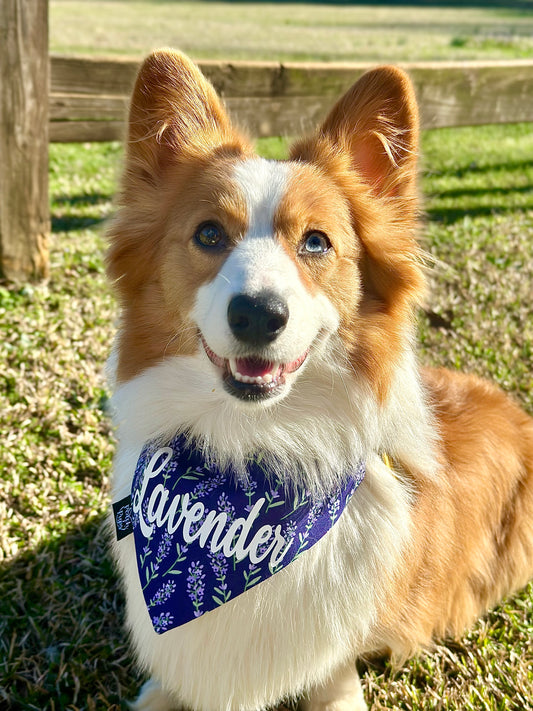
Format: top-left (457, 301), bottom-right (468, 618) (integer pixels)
top-left (194, 222), bottom-right (226, 249)
top-left (299, 231), bottom-right (331, 256)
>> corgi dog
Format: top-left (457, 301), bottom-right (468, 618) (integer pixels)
top-left (107, 49), bottom-right (533, 711)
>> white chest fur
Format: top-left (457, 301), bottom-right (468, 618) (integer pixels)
top-left (109, 356), bottom-right (418, 711)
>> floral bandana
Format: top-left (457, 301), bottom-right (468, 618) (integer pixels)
top-left (113, 435), bottom-right (365, 634)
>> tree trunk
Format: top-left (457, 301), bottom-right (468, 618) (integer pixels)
top-left (0, 0), bottom-right (49, 281)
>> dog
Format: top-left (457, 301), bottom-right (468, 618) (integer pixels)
top-left (106, 49), bottom-right (533, 711)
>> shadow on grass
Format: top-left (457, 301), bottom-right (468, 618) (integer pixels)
top-left (425, 159), bottom-right (533, 180)
top-left (427, 201), bottom-right (532, 224)
top-left (53, 193), bottom-right (112, 208)
top-left (52, 214), bottom-right (107, 232)
top-left (0, 517), bottom-right (138, 710)
top-left (52, 192), bottom-right (112, 233)
top-left (0, 520), bottom-right (300, 711)
top-left (429, 185), bottom-right (533, 201)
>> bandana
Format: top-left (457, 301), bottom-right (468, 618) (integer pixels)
top-left (113, 435), bottom-right (365, 634)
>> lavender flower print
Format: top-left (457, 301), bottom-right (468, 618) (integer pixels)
top-left (152, 611), bottom-right (174, 634)
top-left (208, 548), bottom-right (232, 604)
top-left (141, 529), bottom-right (173, 589)
top-left (295, 501), bottom-right (324, 557)
top-left (192, 467), bottom-right (225, 499)
top-left (240, 476), bottom-right (258, 509)
top-left (217, 492), bottom-right (236, 522)
top-left (149, 579), bottom-right (177, 608)
top-left (162, 542), bottom-right (188, 576)
top-left (328, 495), bottom-right (341, 525)
top-left (208, 548), bottom-right (228, 579)
top-left (156, 529), bottom-right (173, 561)
top-left (188, 515), bottom-right (206, 539)
top-left (264, 488), bottom-right (283, 513)
top-left (132, 495), bottom-right (150, 537)
top-left (187, 561), bottom-right (206, 617)
top-left (245, 533), bottom-right (277, 588)
top-left (284, 519), bottom-right (298, 545)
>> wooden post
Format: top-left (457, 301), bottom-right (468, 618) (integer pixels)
top-left (0, 0), bottom-right (49, 281)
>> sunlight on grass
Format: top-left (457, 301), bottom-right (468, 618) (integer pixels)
top-left (50, 1), bottom-right (533, 62)
top-left (1, 121), bottom-right (532, 708)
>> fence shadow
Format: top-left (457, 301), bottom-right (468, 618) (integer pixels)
top-left (52, 192), bottom-right (112, 233)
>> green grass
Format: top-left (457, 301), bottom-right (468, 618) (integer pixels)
top-left (50, 1), bottom-right (533, 62)
top-left (0, 122), bottom-right (532, 709)
top-left (3, 2), bottom-right (533, 701)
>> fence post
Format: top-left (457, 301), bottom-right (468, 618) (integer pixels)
top-left (0, 0), bottom-right (50, 281)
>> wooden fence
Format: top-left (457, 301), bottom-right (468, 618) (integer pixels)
top-left (50, 55), bottom-right (533, 143)
top-left (2, 0), bottom-right (533, 281)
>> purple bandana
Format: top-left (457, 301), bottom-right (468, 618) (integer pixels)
top-left (113, 435), bottom-right (365, 634)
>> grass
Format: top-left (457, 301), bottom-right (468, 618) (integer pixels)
top-left (50, 1), bottom-right (533, 62)
top-left (0, 122), bottom-right (532, 709)
top-left (2, 1), bottom-right (533, 705)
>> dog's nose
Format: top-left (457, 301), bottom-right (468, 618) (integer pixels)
top-left (227, 292), bottom-right (289, 346)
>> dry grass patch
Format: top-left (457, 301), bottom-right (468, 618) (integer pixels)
top-left (50, 1), bottom-right (533, 62)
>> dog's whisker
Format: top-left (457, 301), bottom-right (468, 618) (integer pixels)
top-left (216, 272), bottom-right (232, 285)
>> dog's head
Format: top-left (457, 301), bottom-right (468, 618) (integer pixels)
top-left (108, 50), bottom-right (423, 409)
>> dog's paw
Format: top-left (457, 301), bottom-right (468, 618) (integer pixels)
top-left (299, 663), bottom-right (368, 711)
top-left (301, 699), bottom-right (367, 711)
top-left (129, 678), bottom-right (180, 711)
top-left (300, 695), bottom-right (368, 711)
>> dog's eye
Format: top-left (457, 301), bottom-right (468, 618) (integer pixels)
top-left (194, 222), bottom-right (227, 249)
top-left (299, 231), bottom-right (331, 256)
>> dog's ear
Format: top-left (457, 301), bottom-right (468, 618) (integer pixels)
top-left (294, 66), bottom-right (419, 198)
top-left (126, 49), bottom-right (246, 182)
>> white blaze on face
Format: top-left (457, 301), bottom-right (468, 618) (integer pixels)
top-left (192, 158), bottom-right (339, 366)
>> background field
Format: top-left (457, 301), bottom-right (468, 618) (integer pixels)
top-left (50, 0), bottom-right (533, 62)
top-left (1, 1), bottom-right (533, 709)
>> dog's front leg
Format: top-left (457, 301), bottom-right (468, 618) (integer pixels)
top-left (299, 661), bottom-right (367, 711)
top-left (130, 678), bottom-right (179, 711)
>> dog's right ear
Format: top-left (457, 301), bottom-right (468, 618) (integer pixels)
top-left (126, 49), bottom-right (245, 183)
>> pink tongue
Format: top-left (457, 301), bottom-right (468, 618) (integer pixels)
top-left (236, 357), bottom-right (275, 378)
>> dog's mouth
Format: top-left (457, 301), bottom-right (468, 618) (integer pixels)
top-left (201, 337), bottom-right (308, 401)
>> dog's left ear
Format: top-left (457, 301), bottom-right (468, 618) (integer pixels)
top-left (292, 68), bottom-right (422, 400)
top-left (294, 66), bottom-right (419, 199)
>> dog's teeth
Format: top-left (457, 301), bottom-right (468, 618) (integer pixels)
top-left (230, 363), bottom-right (281, 386)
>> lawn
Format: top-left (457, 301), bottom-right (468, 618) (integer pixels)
top-left (1, 124), bottom-right (531, 711)
top-left (1, 1), bottom-right (533, 708)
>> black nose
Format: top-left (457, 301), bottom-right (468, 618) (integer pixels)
top-left (227, 292), bottom-right (289, 346)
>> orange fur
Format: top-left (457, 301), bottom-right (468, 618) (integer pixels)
top-left (107, 51), bottom-right (254, 381)
top-left (290, 67), bottom-right (424, 400)
top-left (379, 368), bottom-right (533, 655)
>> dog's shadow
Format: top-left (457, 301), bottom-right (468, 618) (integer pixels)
top-left (0, 516), bottom-right (139, 709)
top-left (0, 519), bottom-right (311, 711)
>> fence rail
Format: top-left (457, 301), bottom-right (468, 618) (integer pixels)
top-left (50, 55), bottom-right (533, 143)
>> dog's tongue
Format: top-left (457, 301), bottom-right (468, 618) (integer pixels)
top-left (236, 357), bottom-right (276, 378)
